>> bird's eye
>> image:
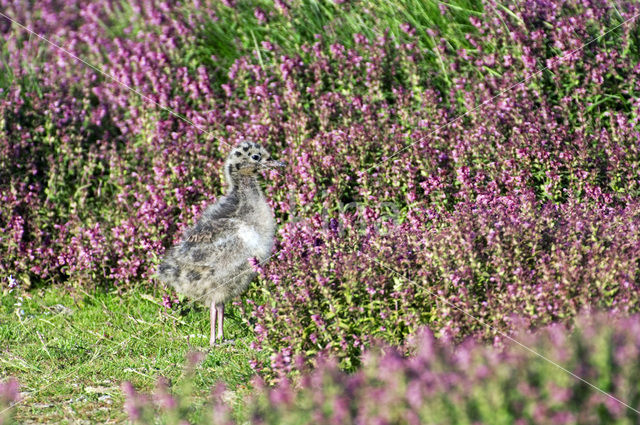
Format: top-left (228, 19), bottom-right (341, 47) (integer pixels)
top-left (251, 154), bottom-right (261, 161)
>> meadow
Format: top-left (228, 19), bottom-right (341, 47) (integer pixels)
top-left (1, 0), bottom-right (640, 423)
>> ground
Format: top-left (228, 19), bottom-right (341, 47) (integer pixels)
top-left (0, 286), bottom-right (258, 423)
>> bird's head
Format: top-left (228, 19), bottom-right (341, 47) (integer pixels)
top-left (224, 142), bottom-right (285, 184)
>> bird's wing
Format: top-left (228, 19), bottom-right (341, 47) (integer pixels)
top-left (182, 217), bottom-right (240, 244)
top-left (162, 218), bottom-right (249, 270)
top-left (201, 193), bottom-right (239, 221)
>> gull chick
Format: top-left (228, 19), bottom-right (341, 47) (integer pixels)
top-left (157, 142), bottom-right (284, 345)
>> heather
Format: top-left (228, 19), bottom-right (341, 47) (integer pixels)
top-left (241, 0), bottom-right (640, 374)
top-left (123, 312), bottom-right (640, 424)
top-left (247, 194), bottom-right (640, 376)
top-left (0, 378), bottom-right (19, 425)
top-left (4, 0), bottom-right (640, 291)
top-left (0, 0), bottom-right (487, 288)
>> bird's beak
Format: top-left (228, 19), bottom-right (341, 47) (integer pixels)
top-left (265, 160), bottom-right (286, 168)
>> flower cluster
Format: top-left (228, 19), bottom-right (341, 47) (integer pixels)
top-left (0, 0), bottom-right (226, 286)
top-left (247, 196), bottom-right (640, 376)
top-left (0, 378), bottom-right (20, 425)
top-left (239, 0), bottom-right (640, 374)
top-left (242, 312), bottom-right (640, 424)
top-left (124, 312), bottom-right (640, 424)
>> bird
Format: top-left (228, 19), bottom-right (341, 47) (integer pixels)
top-left (156, 142), bottom-right (285, 346)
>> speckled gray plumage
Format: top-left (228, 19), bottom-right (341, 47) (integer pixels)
top-left (157, 142), bottom-right (281, 308)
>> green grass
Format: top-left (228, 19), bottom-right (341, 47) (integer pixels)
top-left (0, 286), bottom-right (261, 424)
top-left (179, 0), bottom-right (483, 93)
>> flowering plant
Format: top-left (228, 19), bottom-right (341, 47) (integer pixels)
top-left (124, 312), bottom-right (640, 424)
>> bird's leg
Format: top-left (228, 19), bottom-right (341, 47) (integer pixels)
top-left (210, 301), bottom-right (218, 346)
top-left (216, 303), bottom-right (224, 341)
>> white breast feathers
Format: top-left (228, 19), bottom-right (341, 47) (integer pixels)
top-left (238, 223), bottom-right (272, 259)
